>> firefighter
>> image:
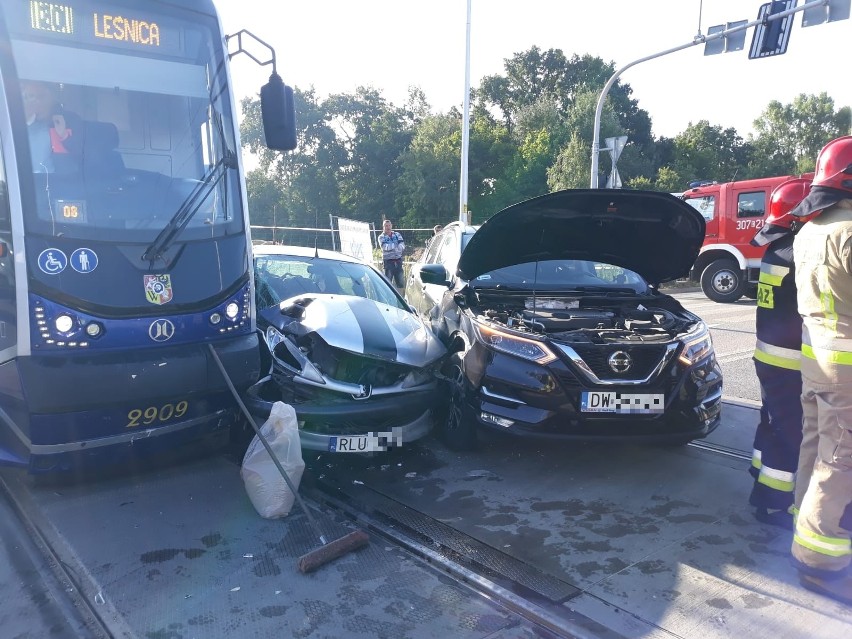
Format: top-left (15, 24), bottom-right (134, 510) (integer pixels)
top-left (748, 179), bottom-right (814, 530)
top-left (788, 135), bottom-right (852, 605)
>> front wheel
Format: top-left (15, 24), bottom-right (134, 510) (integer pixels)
top-left (701, 259), bottom-right (744, 303)
top-left (435, 352), bottom-right (478, 451)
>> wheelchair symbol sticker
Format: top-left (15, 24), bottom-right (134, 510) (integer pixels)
top-left (37, 249), bottom-right (67, 275)
top-left (70, 248), bottom-right (98, 273)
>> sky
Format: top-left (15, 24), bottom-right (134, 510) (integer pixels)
top-left (215, 0), bottom-right (850, 141)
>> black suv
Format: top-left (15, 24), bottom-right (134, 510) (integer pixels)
top-left (416, 189), bottom-right (723, 450)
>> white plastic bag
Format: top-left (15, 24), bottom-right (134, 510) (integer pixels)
top-left (241, 401), bottom-right (305, 519)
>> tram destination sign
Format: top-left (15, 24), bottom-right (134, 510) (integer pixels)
top-left (13, 1), bottom-right (184, 56)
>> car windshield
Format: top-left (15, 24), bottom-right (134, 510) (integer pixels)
top-left (254, 255), bottom-right (409, 310)
top-left (471, 259), bottom-right (649, 293)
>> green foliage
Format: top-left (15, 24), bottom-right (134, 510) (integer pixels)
top-left (238, 45), bottom-right (850, 232)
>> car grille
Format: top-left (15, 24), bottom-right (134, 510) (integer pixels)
top-left (566, 343), bottom-right (670, 381)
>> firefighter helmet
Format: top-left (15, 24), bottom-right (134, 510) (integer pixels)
top-left (751, 178), bottom-right (813, 247)
top-left (790, 136), bottom-right (852, 218)
top-left (813, 135), bottom-right (852, 193)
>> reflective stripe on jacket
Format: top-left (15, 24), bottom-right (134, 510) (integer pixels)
top-left (795, 201), bottom-right (852, 369)
top-left (754, 235), bottom-right (801, 369)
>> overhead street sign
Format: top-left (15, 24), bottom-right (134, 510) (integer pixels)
top-left (749, 0), bottom-right (796, 59)
top-left (704, 21), bottom-right (748, 56)
top-left (802, 0), bottom-right (851, 25)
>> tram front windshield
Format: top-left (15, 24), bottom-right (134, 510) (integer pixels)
top-left (6, 1), bottom-right (242, 244)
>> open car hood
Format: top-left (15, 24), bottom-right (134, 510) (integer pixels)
top-left (456, 189), bottom-right (706, 285)
top-left (267, 294), bottom-right (446, 367)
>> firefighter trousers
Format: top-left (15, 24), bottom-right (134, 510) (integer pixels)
top-left (791, 374), bottom-right (852, 575)
top-left (749, 360), bottom-right (803, 510)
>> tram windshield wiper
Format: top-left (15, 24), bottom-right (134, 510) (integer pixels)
top-left (142, 107), bottom-right (235, 264)
top-left (141, 152), bottom-right (237, 263)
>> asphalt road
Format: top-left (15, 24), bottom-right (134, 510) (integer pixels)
top-left (669, 289), bottom-right (759, 405)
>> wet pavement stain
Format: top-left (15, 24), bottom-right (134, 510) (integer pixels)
top-left (742, 593), bottom-right (774, 609)
top-left (293, 599), bottom-right (334, 638)
top-left (570, 540), bottom-right (614, 553)
top-left (252, 557), bottom-right (282, 577)
top-left (187, 614), bottom-right (215, 625)
top-left (707, 597), bottom-right (734, 609)
top-left (697, 534), bottom-right (734, 545)
top-left (724, 549), bottom-right (757, 568)
top-left (258, 605), bottom-right (288, 618)
top-left (645, 498), bottom-right (698, 517)
top-left (140, 548), bottom-right (206, 564)
top-left (474, 512), bottom-right (519, 527)
top-left (666, 513), bottom-right (718, 524)
top-left (145, 622), bottom-right (184, 639)
top-left (574, 557), bottom-right (630, 578)
top-left (140, 549), bottom-right (181, 564)
top-left (634, 559), bottom-right (671, 575)
top-left (200, 533), bottom-right (223, 547)
top-left (145, 569), bottom-right (161, 581)
top-left (342, 613), bottom-right (411, 639)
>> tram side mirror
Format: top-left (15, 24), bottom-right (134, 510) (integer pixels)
top-left (260, 73), bottom-right (297, 151)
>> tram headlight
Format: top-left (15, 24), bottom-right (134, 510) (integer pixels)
top-left (225, 302), bottom-right (240, 320)
top-left (55, 314), bottom-right (75, 333)
top-left (85, 322), bottom-right (103, 338)
top-left (209, 312), bottom-right (222, 325)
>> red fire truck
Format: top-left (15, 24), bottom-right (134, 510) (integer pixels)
top-left (681, 174), bottom-right (812, 303)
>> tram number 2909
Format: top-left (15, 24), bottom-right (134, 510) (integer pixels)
top-left (126, 401), bottom-right (189, 428)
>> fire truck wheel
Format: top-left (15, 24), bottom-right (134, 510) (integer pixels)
top-left (701, 259), bottom-right (744, 303)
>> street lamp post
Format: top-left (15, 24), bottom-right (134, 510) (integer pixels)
top-left (459, 0), bottom-right (472, 223)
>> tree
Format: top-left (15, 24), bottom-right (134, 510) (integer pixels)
top-left (748, 93), bottom-right (851, 176)
top-left (395, 114), bottom-right (460, 228)
top-left (669, 121), bottom-right (751, 184)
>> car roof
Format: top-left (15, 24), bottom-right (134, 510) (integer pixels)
top-left (251, 244), bottom-right (368, 265)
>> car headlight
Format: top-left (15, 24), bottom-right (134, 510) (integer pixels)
top-left (472, 322), bottom-right (557, 365)
top-left (265, 326), bottom-right (325, 384)
top-left (679, 323), bottom-right (714, 365)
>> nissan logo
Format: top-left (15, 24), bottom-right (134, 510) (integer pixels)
top-left (148, 319), bottom-right (175, 342)
top-left (608, 350), bottom-right (632, 373)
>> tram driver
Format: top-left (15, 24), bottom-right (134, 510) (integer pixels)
top-left (21, 79), bottom-right (83, 174)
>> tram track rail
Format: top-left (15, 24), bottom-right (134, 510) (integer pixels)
top-left (303, 478), bottom-right (625, 639)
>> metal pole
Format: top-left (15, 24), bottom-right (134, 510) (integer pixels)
top-left (329, 214), bottom-right (336, 251)
top-left (459, 0), bottom-right (472, 223)
top-left (589, 0), bottom-right (824, 188)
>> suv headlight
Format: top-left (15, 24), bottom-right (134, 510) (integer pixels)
top-left (472, 322), bottom-right (557, 365)
top-left (678, 323), bottom-right (714, 365)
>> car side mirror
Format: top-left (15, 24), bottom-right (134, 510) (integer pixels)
top-left (419, 263), bottom-right (451, 287)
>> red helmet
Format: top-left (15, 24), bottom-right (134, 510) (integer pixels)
top-left (751, 178), bottom-right (813, 247)
top-left (813, 135), bottom-right (852, 193)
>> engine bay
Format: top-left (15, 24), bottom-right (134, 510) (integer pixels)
top-left (475, 294), bottom-right (697, 345)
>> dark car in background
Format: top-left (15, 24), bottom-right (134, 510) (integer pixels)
top-left (417, 189), bottom-right (723, 450)
top-left (406, 222), bottom-right (478, 318)
top-left (243, 245), bottom-right (446, 454)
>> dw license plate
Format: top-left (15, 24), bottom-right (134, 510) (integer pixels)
top-left (580, 391), bottom-right (665, 414)
top-left (328, 431), bottom-right (402, 453)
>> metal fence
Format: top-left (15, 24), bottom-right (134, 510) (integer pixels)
top-left (250, 223), bottom-right (437, 274)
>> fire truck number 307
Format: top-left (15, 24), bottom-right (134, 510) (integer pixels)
top-left (735, 219), bottom-right (764, 230)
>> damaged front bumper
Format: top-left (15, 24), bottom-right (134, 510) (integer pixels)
top-left (242, 377), bottom-right (438, 453)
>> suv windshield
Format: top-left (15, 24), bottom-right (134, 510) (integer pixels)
top-left (471, 259), bottom-right (649, 293)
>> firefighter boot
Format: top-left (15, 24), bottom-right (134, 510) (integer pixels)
top-left (798, 571), bottom-right (852, 606)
